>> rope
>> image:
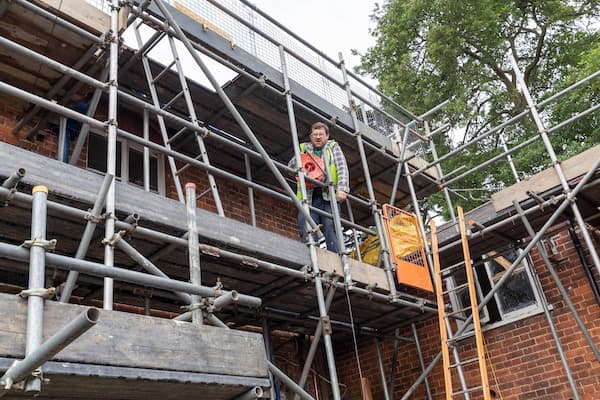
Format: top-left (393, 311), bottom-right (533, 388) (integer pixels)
top-left (345, 286), bottom-right (364, 382)
top-left (484, 336), bottom-right (504, 400)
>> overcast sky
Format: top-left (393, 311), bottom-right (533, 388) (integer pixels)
top-left (251, 0), bottom-right (379, 71)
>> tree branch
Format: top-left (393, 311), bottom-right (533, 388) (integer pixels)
top-left (463, 47), bottom-right (514, 93)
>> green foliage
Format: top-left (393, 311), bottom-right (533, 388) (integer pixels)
top-left (359, 0), bottom-right (600, 216)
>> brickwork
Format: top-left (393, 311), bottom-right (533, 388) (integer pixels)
top-left (4, 87), bottom-right (599, 400)
top-left (0, 101), bottom-right (299, 239)
top-left (335, 227), bottom-right (600, 399)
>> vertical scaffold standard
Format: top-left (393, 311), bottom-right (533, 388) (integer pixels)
top-left (382, 204), bottom-right (433, 292)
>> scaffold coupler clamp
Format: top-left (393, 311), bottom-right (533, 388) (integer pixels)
top-left (18, 287), bottom-right (56, 300)
top-left (84, 211), bottom-right (106, 224)
top-left (320, 315), bottom-right (333, 336)
top-left (213, 278), bottom-right (223, 295)
top-left (300, 265), bottom-right (313, 281)
top-left (1, 360), bottom-right (19, 390)
top-left (104, 29), bottom-right (115, 47)
top-left (102, 232), bottom-right (121, 247)
top-left (366, 283), bottom-right (378, 300)
top-left (1, 188), bottom-right (16, 207)
top-left (123, 213), bottom-right (140, 238)
top-left (257, 74), bottom-right (266, 88)
top-left (322, 272), bottom-right (335, 286)
top-left (183, 300), bottom-right (206, 313)
top-left (201, 245), bottom-right (221, 258)
top-left (204, 298), bottom-right (216, 314)
top-left (21, 238), bottom-right (57, 252)
top-left (240, 255), bottom-right (259, 269)
top-left (416, 298), bottom-right (426, 312)
top-left (199, 127), bottom-right (210, 139)
top-left (343, 274), bottom-right (355, 291)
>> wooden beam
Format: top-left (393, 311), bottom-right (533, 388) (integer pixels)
top-left (492, 144), bottom-right (600, 211)
top-left (34, 0), bottom-right (109, 34)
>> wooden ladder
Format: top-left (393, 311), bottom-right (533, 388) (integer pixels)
top-left (430, 207), bottom-right (491, 400)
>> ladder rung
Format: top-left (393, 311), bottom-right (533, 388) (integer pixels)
top-left (441, 261), bottom-right (467, 276)
top-left (168, 126), bottom-right (188, 144)
top-left (141, 31), bottom-right (166, 56)
top-left (446, 329), bottom-right (473, 345)
top-left (449, 357), bottom-right (479, 368)
top-left (175, 154), bottom-right (202, 175)
top-left (446, 306), bottom-right (471, 317)
top-left (162, 90), bottom-right (185, 110)
top-left (152, 60), bottom-right (176, 83)
top-left (443, 282), bottom-right (469, 295)
top-left (196, 187), bottom-right (212, 200)
top-left (452, 385), bottom-right (482, 396)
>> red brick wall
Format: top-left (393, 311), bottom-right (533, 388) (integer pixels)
top-left (0, 101), bottom-right (298, 239)
top-left (0, 102), bottom-right (61, 158)
top-left (335, 227), bottom-right (600, 399)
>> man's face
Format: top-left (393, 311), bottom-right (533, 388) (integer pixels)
top-left (309, 127), bottom-right (329, 149)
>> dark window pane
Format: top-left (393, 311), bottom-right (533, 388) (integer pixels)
top-left (488, 250), bottom-right (536, 314)
top-left (128, 148), bottom-right (158, 191)
top-left (87, 134), bottom-right (121, 177)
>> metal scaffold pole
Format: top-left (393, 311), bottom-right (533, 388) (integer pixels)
top-left (512, 200), bottom-right (581, 400)
top-left (278, 44), bottom-right (341, 400)
top-left (60, 173), bottom-right (114, 303)
top-left (338, 52), bottom-right (398, 299)
top-left (102, 0), bottom-right (121, 311)
top-left (166, 35), bottom-right (224, 216)
top-left (22, 186), bottom-right (49, 394)
top-left (423, 119), bottom-right (456, 223)
top-left (185, 183), bottom-right (204, 325)
top-left (400, 153), bottom-right (600, 400)
top-left (513, 200), bottom-right (600, 362)
top-left (153, 0), bottom-right (320, 234)
top-left (292, 277), bottom-right (339, 400)
top-left (132, 23), bottom-right (185, 202)
top-left (509, 54), bottom-right (600, 275)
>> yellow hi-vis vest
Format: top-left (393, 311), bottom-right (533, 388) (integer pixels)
top-left (296, 141), bottom-right (338, 200)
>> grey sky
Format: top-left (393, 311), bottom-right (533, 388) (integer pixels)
top-left (251, 0), bottom-right (379, 71)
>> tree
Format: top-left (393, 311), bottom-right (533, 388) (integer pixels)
top-left (358, 0), bottom-right (600, 213)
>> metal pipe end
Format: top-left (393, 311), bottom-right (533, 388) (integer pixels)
top-left (230, 290), bottom-right (239, 302)
top-left (85, 307), bottom-right (100, 324)
top-left (125, 213), bottom-right (140, 224)
top-left (253, 386), bottom-right (263, 397)
top-left (17, 168), bottom-right (26, 177)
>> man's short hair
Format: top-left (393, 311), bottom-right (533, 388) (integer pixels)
top-left (310, 122), bottom-right (329, 135)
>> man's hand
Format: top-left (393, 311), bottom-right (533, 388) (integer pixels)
top-left (336, 190), bottom-right (347, 203)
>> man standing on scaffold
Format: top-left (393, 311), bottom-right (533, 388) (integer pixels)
top-left (290, 122), bottom-right (349, 253)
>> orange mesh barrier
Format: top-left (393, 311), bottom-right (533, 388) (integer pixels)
top-left (382, 204), bottom-right (433, 292)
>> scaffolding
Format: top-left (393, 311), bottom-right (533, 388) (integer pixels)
top-left (0, 0), bottom-right (598, 399)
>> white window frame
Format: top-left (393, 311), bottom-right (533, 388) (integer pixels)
top-left (86, 129), bottom-right (166, 196)
top-left (482, 249), bottom-right (544, 323)
top-left (447, 248), bottom-right (545, 336)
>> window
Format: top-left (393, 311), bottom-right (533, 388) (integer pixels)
top-left (86, 132), bottom-right (165, 195)
top-left (446, 247), bottom-right (544, 333)
top-left (482, 249), bottom-right (542, 321)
